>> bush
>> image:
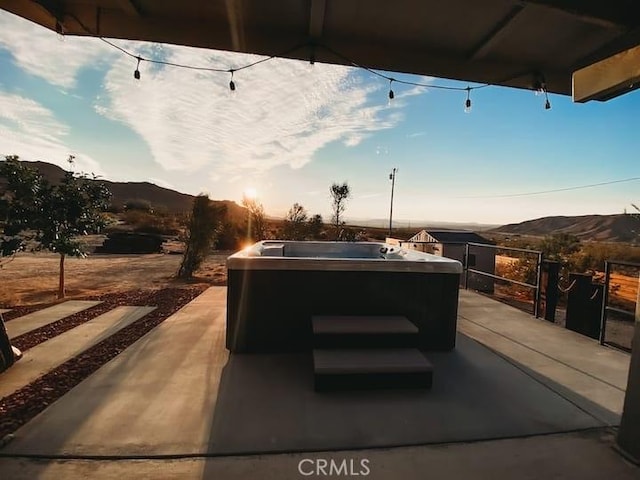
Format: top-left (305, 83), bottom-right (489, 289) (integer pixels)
top-left (121, 210), bottom-right (182, 235)
top-left (124, 198), bottom-right (153, 212)
top-left (495, 257), bottom-right (537, 300)
top-left (178, 195), bottom-right (225, 278)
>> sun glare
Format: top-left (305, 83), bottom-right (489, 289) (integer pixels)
top-left (243, 187), bottom-right (258, 200)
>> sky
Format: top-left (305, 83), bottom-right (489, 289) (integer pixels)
top-left (0, 10), bottom-right (639, 226)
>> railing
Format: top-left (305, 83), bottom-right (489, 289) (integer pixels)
top-left (600, 260), bottom-right (640, 350)
top-left (398, 240), bottom-right (544, 318)
top-left (465, 242), bottom-right (544, 318)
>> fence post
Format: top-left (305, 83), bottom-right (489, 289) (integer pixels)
top-left (599, 261), bottom-right (610, 345)
top-left (464, 243), bottom-right (470, 289)
top-left (565, 273), bottom-right (601, 339)
top-left (540, 260), bottom-right (560, 322)
top-left (616, 272), bottom-right (640, 463)
top-left (533, 252), bottom-right (543, 318)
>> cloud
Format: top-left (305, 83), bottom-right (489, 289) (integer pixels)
top-left (0, 11), bottom-right (114, 88)
top-left (0, 92), bottom-right (103, 174)
top-left (407, 131), bottom-right (426, 138)
top-left (0, 10), bottom-right (426, 180)
top-left (96, 44), bottom-right (424, 177)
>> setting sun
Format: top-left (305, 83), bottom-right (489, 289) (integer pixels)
top-left (243, 187), bottom-right (257, 200)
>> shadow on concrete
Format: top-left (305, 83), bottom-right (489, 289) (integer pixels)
top-left (205, 333), bottom-right (606, 460)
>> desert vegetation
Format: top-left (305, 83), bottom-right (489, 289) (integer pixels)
top-left (490, 232), bottom-right (640, 313)
top-left (1, 155), bottom-right (111, 298)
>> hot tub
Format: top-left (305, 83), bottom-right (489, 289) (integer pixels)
top-left (226, 241), bottom-right (462, 353)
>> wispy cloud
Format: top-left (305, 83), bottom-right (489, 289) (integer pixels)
top-left (97, 45), bottom-right (416, 176)
top-left (0, 10), bottom-right (425, 180)
top-left (0, 11), bottom-right (114, 88)
top-left (0, 92), bottom-right (103, 174)
top-left (407, 131), bottom-right (426, 138)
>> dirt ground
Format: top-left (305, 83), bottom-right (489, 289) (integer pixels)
top-left (0, 251), bottom-right (231, 307)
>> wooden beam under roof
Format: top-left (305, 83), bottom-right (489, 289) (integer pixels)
top-left (468, 5), bottom-right (525, 60)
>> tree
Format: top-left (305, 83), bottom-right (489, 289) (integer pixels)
top-left (177, 194), bottom-right (225, 278)
top-left (540, 233), bottom-right (581, 261)
top-left (1, 156), bottom-right (111, 299)
top-left (35, 166), bottom-right (111, 298)
top-left (282, 203), bottom-right (308, 240)
top-left (307, 214), bottom-right (324, 240)
top-left (0, 155), bottom-right (42, 267)
top-left (242, 195), bottom-right (267, 242)
top-left (329, 182), bottom-right (351, 240)
top-left (217, 219), bottom-right (241, 250)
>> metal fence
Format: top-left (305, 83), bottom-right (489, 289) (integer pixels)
top-left (600, 260), bottom-right (640, 351)
top-left (398, 240), bottom-right (544, 318)
top-left (465, 242), bottom-right (544, 318)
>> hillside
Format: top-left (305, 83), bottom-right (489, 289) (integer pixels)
top-left (15, 161), bottom-right (246, 221)
top-left (492, 214), bottom-right (640, 243)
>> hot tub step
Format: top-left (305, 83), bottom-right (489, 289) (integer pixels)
top-left (313, 348), bottom-right (433, 391)
top-left (312, 315), bottom-right (418, 349)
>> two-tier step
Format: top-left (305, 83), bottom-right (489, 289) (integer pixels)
top-left (312, 315), bottom-right (434, 392)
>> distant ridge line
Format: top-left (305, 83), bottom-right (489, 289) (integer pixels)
top-left (491, 213), bottom-right (640, 243)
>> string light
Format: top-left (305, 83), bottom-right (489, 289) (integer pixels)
top-left (532, 72), bottom-right (546, 96)
top-left (464, 86), bottom-right (472, 113)
top-left (309, 45), bottom-right (316, 65)
top-left (65, 12), bottom-right (552, 112)
top-left (544, 90), bottom-right (551, 110)
top-left (229, 70), bottom-right (236, 91)
top-left (531, 72), bottom-right (552, 110)
top-left (134, 56), bottom-right (141, 80)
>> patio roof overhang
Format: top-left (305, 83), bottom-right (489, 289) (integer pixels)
top-left (2, 0), bottom-right (640, 100)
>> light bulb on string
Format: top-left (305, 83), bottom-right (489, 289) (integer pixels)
top-left (388, 79), bottom-right (395, 105)
top-left (544, 90), bottom-right (551, 110)
top-left (532, 72), bottom-right (546, 96)
top-left (305, 44), bottom-right (316, 72)
top-left (464, 87), bottom-right (472, 113)
top-left (229, 70), bottom-right (236, 92)
top-left (133, 56), bottom-right (141, 80)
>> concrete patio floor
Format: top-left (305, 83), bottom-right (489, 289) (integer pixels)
top-left (0, 288), bottom-right (636, 479)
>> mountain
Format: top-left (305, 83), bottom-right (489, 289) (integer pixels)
top-left (15, 161), bottom-right (247, 221)
top-left (492, 214), bottom-right (640, 243)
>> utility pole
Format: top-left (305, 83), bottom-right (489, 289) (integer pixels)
top-left (388, 168), bottom-right (397, 238)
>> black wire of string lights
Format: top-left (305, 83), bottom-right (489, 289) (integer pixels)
top-left (66, 13), bottom-right (551, 110)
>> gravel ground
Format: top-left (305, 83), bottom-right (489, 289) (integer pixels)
top-left (0, 286), bottom-right (207, 440)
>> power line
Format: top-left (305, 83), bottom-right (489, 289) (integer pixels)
top-left (457, 176), bottom-right (640, 198)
